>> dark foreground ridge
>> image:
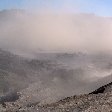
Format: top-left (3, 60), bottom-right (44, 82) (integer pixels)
top-left (89, 81), bottom-right (112, 94)
top-left (0, 81), bottom-right (112, 112)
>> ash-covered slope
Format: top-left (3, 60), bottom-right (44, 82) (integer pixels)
top-left (0, 80), bottom-right (112, 112)
top-left (0, 49), bottom-right (112, 112)
top-left (43, 81), bottom-right (112, 112)
top-left (0, 49), bottom-right (112, 95)
top-left (0, 49), bottom-right (61, 95)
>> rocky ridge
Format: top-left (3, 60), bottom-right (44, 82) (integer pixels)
top-left (0, 81), bottom-right (112, 112)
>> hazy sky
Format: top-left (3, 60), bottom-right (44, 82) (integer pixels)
top-left (0, 0), bottom-right (112, 16)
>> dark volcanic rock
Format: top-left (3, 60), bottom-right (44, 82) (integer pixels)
top-left (0, 91), bottom-right (20, 105)
top-left (89, 82), bottom-right (112, 94)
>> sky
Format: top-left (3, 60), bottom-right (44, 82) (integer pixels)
top-left (0, 0), bottom-right (112, 16)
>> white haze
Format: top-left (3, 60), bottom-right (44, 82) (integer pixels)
top-left (0, 10), bottom-right (112, 104)
top-left (0, 10), bottom-right (112, 57)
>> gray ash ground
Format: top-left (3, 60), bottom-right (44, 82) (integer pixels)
top-left (0, 49), bottom-right (112, 112)
top-left (0, 82), bottom-right (112, 112)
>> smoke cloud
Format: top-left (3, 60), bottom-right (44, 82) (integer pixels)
top-left (0, 9), bottom-right (112, 56)
top-left (0, 9), bottom-right (112, 104)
